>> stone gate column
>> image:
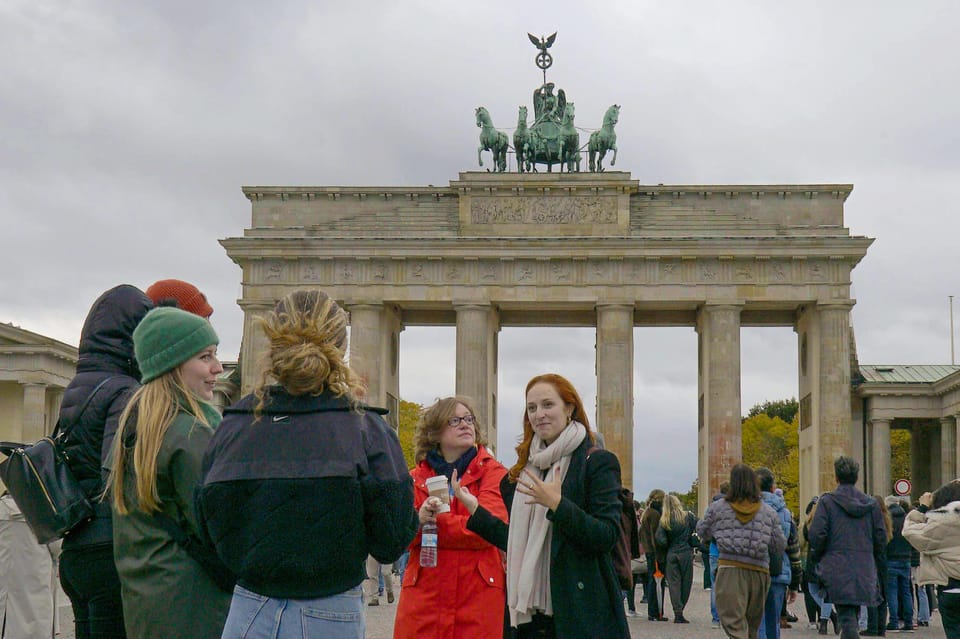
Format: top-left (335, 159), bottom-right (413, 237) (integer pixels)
top-left (21, 383), bottom-right (47, 442)
top-left (870, 418), bottom-right (891, 495)
top-left (348, 304), bottom-right (402, 414)
top-left (455, 304), bottom-right (499, 448)
top-left (238, 301), bottom-right (274, 396)
top-left (940, 416), bottom-right (956, 486)
top-left (596, 304), bottom-right (634, 490)
top-left (816, 303), bottom-right (854, 492)
top-left (930, 422), bottom-right (943, 489)
top-left (696, 304), bottom-right (742, 512)
top-left (911, 424), bottom-right (933, 496)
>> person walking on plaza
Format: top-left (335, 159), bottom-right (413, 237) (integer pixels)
top-left (697, 463), bottom-right (786, 639)
top-left (884, 496), bottom-right (914, 632)
top-left (106, 307), bottom-right (231, 638)
top-left (393, 396), bottom-right (508, 639)
top-left (807, 456), bottom-right (887, 639)
top-left (639, 488), bottom-right (668, 621)
top-left (654, 493), bottom-right (698, 623)
top-left (0, 491), bottom-right (60, 639)
top-left (195, 289), bottom-right (417, 639)
top-left (56, 285), bottom-right (153, 639)
top-left (455, 373), bottom-right (630, 639)
top-left (902, 479), bottom-right (960, 639)
top-left (757, 467), bottom-right (800, 639)
top-left (864, 495), bottom-right (893, 635)
top-left (363, 556), bottom-right (395, 606)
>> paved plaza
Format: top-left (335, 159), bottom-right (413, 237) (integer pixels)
top-left (54, 561), bottom-right (946, 638)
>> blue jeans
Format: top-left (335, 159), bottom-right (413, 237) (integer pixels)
top-left (887, 560), bottom-right (914, 625)
top-left (916, 580), bottom-right (930, 623)
top-left (808, 581), bottom-right (834, 619)
top-left (758, 582), bottom-right (786, 639)
top-left (709, 555), bottom-right (719, 623)
top-left (221, 584), bottom-right (364, 639)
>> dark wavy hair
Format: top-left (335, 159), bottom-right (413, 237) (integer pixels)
top-left (933, 479), bottom-right (960, 509)
top-left (725, 464), bottom-right (760, 503)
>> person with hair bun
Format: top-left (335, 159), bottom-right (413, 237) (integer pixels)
top-left (393, 396), bottom-right (508, 639)
top-left (195, 289), bottom-right (418, 639)
top-left (453, 373), bottom-right (630, 639)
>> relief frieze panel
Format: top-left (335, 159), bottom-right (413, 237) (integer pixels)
top-left (271, 255), bottom-right (842, 288)
top-left (470, 195), bottom-right (618, 225)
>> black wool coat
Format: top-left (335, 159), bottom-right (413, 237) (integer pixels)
top-left (467, 437), bottom-right (631, 639)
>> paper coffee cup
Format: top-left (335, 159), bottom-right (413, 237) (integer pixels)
top-left (425, 475), bottom-right (451, 513)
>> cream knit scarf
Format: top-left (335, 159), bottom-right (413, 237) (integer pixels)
top-left (506, 420), bottom-right (587, 627)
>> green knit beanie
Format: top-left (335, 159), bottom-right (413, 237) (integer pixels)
top-left (133, 307), bottom-right (219, 384)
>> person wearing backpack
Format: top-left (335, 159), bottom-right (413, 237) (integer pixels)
top-left (56, 285), bottom-right (153, 639)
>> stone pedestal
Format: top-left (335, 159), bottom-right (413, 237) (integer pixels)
top-left (596, 304), bottom-right (635, 489)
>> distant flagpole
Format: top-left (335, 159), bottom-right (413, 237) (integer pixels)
top-left (951, 295), bottom-right (956, 365)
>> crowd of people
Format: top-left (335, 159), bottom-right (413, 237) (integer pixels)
top-left (2, 282), bottom-right (959, 639)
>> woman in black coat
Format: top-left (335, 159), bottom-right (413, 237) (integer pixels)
top-left (57, 285), bottom-right (152, 639)
top-left (453, 373), bottom-right (630, 639)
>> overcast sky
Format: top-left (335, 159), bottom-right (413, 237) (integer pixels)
top-left (2, 1), bottom-right (958, 496)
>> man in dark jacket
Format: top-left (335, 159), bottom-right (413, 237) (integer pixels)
top-left (808, 456), bottom-right (887, 639)
top-left (58, 285), bottom-right (153, 638)
top-left (885, 497), bottom-right (915, 631)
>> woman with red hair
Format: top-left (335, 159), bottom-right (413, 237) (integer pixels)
top-left (453, 373), bottom-right (630, 639)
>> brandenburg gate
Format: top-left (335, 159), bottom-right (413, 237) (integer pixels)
top-left (221, 170), bottom-right (872, 511)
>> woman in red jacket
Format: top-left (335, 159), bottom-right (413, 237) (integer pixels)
top-left (393, 396), bottom-right (508, 639)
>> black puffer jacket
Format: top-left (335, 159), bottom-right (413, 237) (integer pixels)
top-left (59, 285), bottom-right (152, 548)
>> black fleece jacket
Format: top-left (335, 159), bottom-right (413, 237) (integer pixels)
top-left (196, 387), bottom-right (418, 599)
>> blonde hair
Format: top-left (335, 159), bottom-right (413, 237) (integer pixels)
top-left (107, 369), bottom-right (211, 515)
top-left (413, 396), bottom-right (485, 463)
top-left (253, 289), bottom-right (364, 415)
top-left (659, 494), bottom-right (685, 531)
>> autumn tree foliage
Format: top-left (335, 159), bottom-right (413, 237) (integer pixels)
top-left (741, 405), bottom-right (800, 516)
top-left (397, 399), bottom-right (423, 469)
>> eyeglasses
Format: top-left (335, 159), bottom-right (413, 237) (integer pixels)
top-left (448, 415), bottom-right (476, 427)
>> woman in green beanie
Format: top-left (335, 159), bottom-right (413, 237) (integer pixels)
top-left (105, 307), bottom-right (231, 639)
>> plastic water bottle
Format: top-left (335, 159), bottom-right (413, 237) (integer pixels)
top-left (420, 521), bottom-right (438, 567)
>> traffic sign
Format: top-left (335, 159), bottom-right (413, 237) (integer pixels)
top-left (894, 478), bottom-right (912, 495)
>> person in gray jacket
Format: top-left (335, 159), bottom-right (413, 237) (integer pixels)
top-left (697, 464), bottom-right (786, 639)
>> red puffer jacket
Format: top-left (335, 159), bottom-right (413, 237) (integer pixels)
top-left (393, 446), bottom-right (508, 639)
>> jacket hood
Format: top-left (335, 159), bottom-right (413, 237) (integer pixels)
top-left (730, 499), bottom-right (761, 523)
top-left (831, 484), bottom-right (877, 518)
top-left (77, 285), bottom-right (153, 377)
top-left (762, 490), bottom-right (788, 513)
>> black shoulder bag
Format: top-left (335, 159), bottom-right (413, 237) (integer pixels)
top-left (0, 377), bottom-right (114, 544)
